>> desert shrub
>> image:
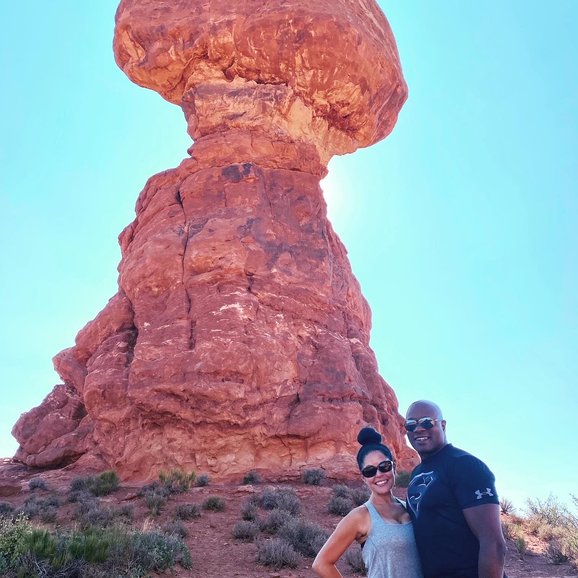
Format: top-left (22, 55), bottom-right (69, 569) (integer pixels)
top-left (0, 502), bottom-right (15, 517)
top-left (195, 473), bottom-right (210, 487)
top-left (277, 518), bottom-right (328, 557)
top-left (203, 496), bottom-right (226, 512)
top-left (302, 468), bottom-right (326, 486)
top-left (67, 529), bottom-right (112, 563)
top-left (144, 489), bottom-right (168, 517)
top-left (558, 527), bottom-right (578, 569)
top-left (256, 537), bottom-right (300, 569)
top-left (126, 529), bottom-right (192, 572)
top-left (40, 506), bottom-right (58, 523)
top-left (175, 503), bottom-right (201, 520)
top-left (328, 495), bottom-right (354, 517)
top-left (74, 499), bottom-right (113, 530)
top-left (0, 514), bottom-right (31, 568)
top-left (332, 484), bottom-right (352, 498)
top-left (114, 503), bottom-right (134, 521)
top-left (345, 544), bottom-right (367, 575)
top-left (164, 519), bottom-right (189, 539)
top-left (93, 470), bottom-right (120, 496)
top-left (546, 542), bottom-right (569, 564)
top-left (350, 487), bottom-right (371, 506)
top-left (0, 517), bottom-right (192, 576)
top-left (159, 468), bottom-right (196, 494)
top-left (501, 521), bottom-right (519, 541)
top-left (20, 495), bottom-right (60, 522)
top-left (514, 535), bottom-right (527, 558)
top-left (67, 489), bottom-right (94, 504)
top-left (28, 477), bottom-right (48, 491)
top-left (537, 522), bottom-right (564, 542)
top-left (395, 470), bottom-right (411, 488)
top-left (260, 509), bottom-right (293, 535)
top-left (526, 494), bottom-right (572, 526)
top-left (500, 497), bottom-right (515, 515)
top-left (241, 499), bottom-right (259, 521)
top-left (259, 487), bottom-right (301, 515)
top-left (243, 470), bottom-right (262, 485)
top-left (44, 495), bottom-right (60, 507)
top-left (232, 520), bottom-right (260, 541)
top-left (526, 516), bottom-right (543, 536)
top-left (70, 470), bottom-right (119, 497)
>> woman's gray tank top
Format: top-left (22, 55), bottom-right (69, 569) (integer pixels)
top-left (362, 500), bottom-right (423, 578)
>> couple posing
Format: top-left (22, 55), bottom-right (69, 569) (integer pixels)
top-left (313, 400), bottom-right (507, 578)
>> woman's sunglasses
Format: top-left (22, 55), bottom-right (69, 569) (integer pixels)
top-left (361, 460), bottom-right (393, 478)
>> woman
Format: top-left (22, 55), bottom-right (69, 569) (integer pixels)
top-left (313, 427), bottom-right (423, 578)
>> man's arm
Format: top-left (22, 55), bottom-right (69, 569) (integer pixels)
top-left (463, 503), bottom-right (507, 578)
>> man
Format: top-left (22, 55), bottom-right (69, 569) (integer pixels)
top-left (405, 400), bottom-right (507, 578)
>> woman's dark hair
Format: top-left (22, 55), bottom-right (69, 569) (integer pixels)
top-left (356, 427), bottom-right (394, 469)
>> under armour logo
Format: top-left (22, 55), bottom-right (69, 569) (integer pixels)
top-left (475, 488), bottom-right (494, 499)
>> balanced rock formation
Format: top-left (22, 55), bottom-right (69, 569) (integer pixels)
top-left (13, 0), bottom-right (415, 480)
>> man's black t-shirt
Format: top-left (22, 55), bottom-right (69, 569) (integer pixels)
top-left (407, 444), bottom-right (499, 578)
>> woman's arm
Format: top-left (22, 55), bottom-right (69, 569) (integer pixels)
top-left (312, 507), bottom-right (368, 578)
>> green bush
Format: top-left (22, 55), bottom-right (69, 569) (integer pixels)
top-left (0, 514), bottom-right (32, 567)
top-left (159, 468), bottom-right (196, 494)
top-left (203, 496), bottom-right (226, 512)
top-left (256, 537), bottom-right (300, 569)
top-left (0, 520), bottom-right (192, 576)
top-left (70, 470), bottom-right (119, 497)
top-left (243, 470), bottom-right (262, 485)
top-left (302, 469), bottom-right (326, 486)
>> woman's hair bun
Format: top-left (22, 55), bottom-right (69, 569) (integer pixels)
top-left (357, 427), bottom-right (382, 446)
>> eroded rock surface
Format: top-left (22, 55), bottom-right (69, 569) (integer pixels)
top-left (13, 0), bottom-right (416, 479)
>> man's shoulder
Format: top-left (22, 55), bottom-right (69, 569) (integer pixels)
top-left (442, 444), bottom-right (489, 466)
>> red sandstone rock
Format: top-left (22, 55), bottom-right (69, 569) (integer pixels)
top-left (13, 0), bottom-right (417, 479)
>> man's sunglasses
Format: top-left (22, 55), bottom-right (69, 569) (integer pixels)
top-left (404, 417), bottom-right (441, 432)
top-left (361, 460), bottom-right (394, 478)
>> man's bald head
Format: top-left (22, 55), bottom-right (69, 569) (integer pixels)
top-left (406, 400), bottom-right (443, 420)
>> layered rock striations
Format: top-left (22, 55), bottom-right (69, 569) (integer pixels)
top-left (13, 0), bottom-right (415, 479)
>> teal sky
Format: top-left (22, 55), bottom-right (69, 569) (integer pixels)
top-left (1, 2), bottom-right (576, 510)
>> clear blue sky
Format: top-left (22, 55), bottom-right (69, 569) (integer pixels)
top-left (1, 2), bottom-right (576, 511)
